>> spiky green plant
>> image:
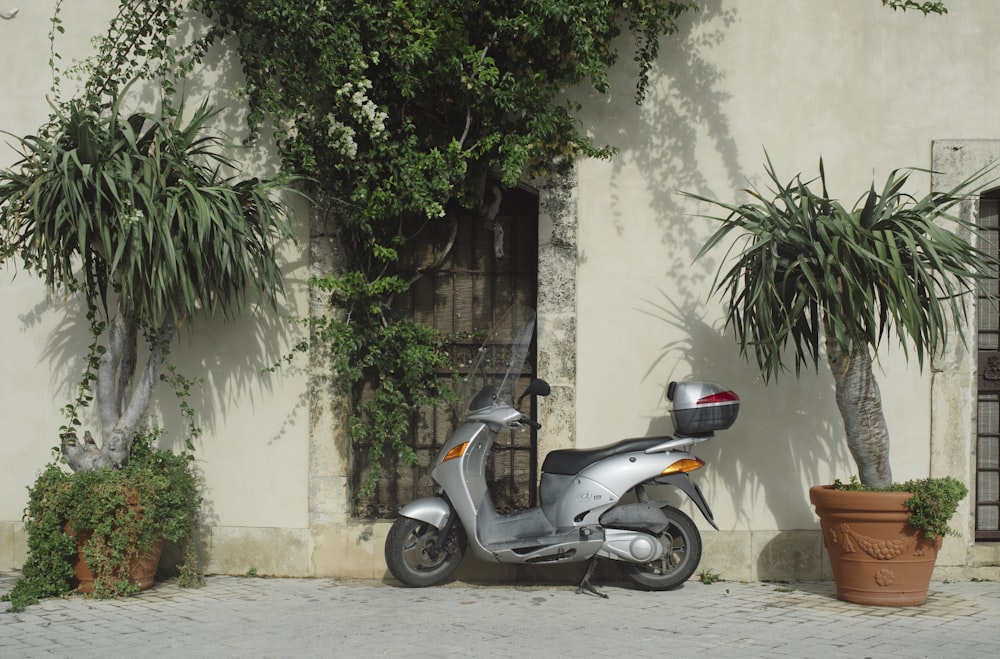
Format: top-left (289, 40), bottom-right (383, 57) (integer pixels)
top-left (692, 156), bottom-right (994, 486)
top-left (0, 87), bottom-right (297, 471)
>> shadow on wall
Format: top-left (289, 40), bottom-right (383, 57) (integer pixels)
top-left (755, 530), bottom-right (826, 582)
top-left (640, 294), bottom-right (848, 533)
top-left (574, 1), bottom-right (744, 286)
top-left (31, 269), bottom-right (307, 455)
top-left (122, 11), bottom-right (285, 179)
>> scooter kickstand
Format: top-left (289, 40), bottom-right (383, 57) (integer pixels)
top-left (576, 558), bottom-right (609, 599)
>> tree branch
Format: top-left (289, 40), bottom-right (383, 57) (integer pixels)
top-left (96, 306), bottom-right (128, 437)
top-left (116, 312), bottom-right (138, 418)
top-left (105, 313), bottom-right (176, 467)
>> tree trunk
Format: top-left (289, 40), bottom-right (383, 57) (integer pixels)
top-left (823, 316), bottom-right (893, 487)
top-left (61, 307), bottom-right (175, 472)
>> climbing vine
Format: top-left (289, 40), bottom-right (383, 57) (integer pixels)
top-left (50, 0), bottom-right (214, 110)
top-left (881, 0), bottom-right (948, 15)
top-left (189, 0), bottom-right (699, 494)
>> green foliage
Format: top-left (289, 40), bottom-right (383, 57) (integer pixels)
top-left (52, 0), bottom-right (215, 108)
top-left (187, 0), bottom-right (697, 497)
top-left (832, 476), bottom-right (968, 539)
top-left (2, 430), bottom-right (200, 613)
top-left (692, 157), bottom-right (995, 383)
top-left (899, 477), bottom-right (968, 539)
top-left (693, 155), bottom-right (993, 485)
top-left (173, 509), bottom-right (205, 589)
top-left (194, 0), bottom-right (696, 211)
top-left (190, 0), bottom-right (699, 303)
top-left (0, 90), bottom-right (296, 328)
top-left (1, 467), bottom-right (76, 613)
top-left (160, 363), bottom-right (204, 453)
top-left (697, 568), bottom-right (723, 585)
top-left (311, 275), bottom-right (453, 496)
top-left (0, 1), bottom-right (301, 470)
top-left (881, 0), bottom-right (948, 15)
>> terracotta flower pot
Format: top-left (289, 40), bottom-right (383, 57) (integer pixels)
top-left (65, 524), bottom-right (165, 594)
top-left (809, 485), bottom-right (942, 606)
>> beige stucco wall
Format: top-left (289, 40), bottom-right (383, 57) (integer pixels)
top-left (3, 0), bottom-right (1000, 582)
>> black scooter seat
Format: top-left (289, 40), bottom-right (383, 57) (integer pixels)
top-left (541, 436), bottom-right (669, 476)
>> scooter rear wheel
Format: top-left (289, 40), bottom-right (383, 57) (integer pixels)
top-left (617, 505), bottom-right (702, 590)
top-left (385, 516), bottom-right (467, 587)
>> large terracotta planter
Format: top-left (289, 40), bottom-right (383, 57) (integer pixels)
top-left (809, 485), bottom-right (942, 606)
top-left (66, 524), bottom-right (165, 594)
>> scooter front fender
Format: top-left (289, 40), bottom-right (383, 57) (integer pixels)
top-left (397, 496), bottom-right (452, 530)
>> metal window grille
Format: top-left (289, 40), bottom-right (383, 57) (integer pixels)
top-left (351, 187), bottom-right (539, 518)
top-left (976, 195), bottom-right (1000, 539)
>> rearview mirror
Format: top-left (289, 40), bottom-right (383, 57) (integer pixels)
top-left (517, 378), bottom-right (551, 409)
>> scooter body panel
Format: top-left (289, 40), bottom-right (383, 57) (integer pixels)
top-left (540, 450), bottom-right (695, 528)
top-left (426, 421), bottom-right (503, 561)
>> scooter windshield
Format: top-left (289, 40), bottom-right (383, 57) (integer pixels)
top-left (456, 305), bottom-right (536, 418)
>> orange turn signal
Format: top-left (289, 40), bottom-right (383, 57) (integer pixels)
top-left (661, 457), bottom-right (706, 475)
top-left (443, 441), bottom-right (470, 462)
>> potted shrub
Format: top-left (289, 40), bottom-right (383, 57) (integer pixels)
top-left (692, 156), bottom-right (992, 605)
top-left (0, 2), bottom-right (298, 612)
top-left (2, 429), bottom-right (200, 612)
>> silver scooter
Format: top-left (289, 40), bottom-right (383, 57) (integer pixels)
top-left (384, 308), bottom-right (739, 596)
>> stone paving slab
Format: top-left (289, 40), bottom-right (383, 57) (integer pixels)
top-left (1, 572), bottom-right (999, 658)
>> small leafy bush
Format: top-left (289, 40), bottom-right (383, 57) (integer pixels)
top-left (2, 430), bottom-right (200, 612)
top-left (698, 568), bottom-right (723, 585)
top-left (832, 475), bottom-right (968, 539)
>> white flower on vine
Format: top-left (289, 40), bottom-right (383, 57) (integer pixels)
top-left (425, 201), bottom-right (446, 219)
top-left (325, 114), bottom-right (358, 158)
top-left (336, 78), bottom-right (388, 137)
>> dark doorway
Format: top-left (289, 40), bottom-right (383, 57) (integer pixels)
top-left (352, 185), bottom-right (540, 518)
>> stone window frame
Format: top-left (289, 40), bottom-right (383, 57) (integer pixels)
top-left (930, 141), bottom-right (1000, 563)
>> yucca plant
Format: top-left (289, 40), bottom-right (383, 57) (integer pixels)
top-left (0, 88), bottom-right (296, 472)
top-left (692, 156), bottom-right (994, 487)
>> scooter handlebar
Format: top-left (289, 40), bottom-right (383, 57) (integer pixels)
top-left (514, 415), bottom-right (541, 430)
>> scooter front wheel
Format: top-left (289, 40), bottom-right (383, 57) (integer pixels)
top-left (385, 516), bottom-right (467, 587)
top-left (617, 505), bottom-right (702, 590)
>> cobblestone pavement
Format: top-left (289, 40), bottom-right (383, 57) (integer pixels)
top-left (2, 572), bottom-right (999, 658)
